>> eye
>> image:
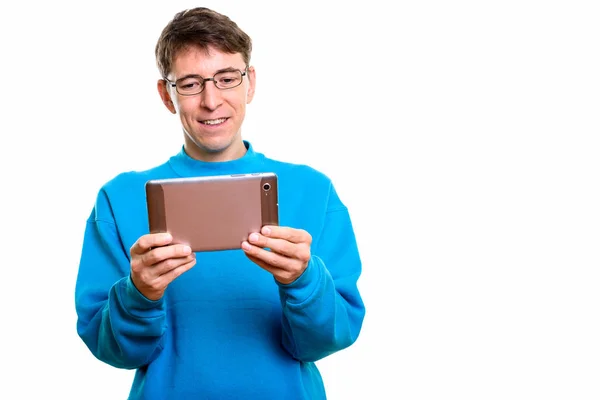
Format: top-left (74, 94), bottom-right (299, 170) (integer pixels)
top-left (215, 72), bottom-right (241, 87)
top-left (177, 79), bottom-right (201, 91)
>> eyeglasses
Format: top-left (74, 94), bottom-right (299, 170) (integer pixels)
top-left (165, 68), bottom-right (248, 96)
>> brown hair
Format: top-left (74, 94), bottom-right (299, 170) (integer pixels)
top-left (155, 7), bottom-right (252, 78)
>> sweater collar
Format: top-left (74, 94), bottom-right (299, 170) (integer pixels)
top-left (168, 140), bottom-right (264, 177)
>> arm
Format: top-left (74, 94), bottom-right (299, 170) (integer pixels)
top-left (75, 189), bottom-right (195, 369)
top-left (243, 183), bottom-right (366, 362)
top-left (75, 212), bottom-right (167, 369)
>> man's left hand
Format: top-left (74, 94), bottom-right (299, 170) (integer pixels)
top-left (242, 225), bottom-right (311, 284)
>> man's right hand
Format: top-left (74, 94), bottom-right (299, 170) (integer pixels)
top-left (130, 233), bottom-right (196, 301)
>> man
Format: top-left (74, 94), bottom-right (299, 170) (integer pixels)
top-left (75, 7), bottom-right (365, 400)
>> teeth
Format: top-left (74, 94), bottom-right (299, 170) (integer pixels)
top-left (202, 118), bottom-right (226, 125)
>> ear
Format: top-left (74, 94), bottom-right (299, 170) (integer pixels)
top-left (246, 66), bottom-right (256, 104)
top-left (157, 79), bottom-right (177, 114)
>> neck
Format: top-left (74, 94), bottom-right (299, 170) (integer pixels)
top-left (184, 138), bottom-right (247, 162)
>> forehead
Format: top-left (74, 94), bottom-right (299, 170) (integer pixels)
top-left (170, 45), bottom-right (245, 78)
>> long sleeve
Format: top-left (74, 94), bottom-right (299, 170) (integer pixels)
top-left (277, 183), bottom-right (366, 362)
top-left (74, 189), bottom-right (166, 369)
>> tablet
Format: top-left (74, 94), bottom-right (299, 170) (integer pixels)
top-left (145, 172), bottom-right (279, 252)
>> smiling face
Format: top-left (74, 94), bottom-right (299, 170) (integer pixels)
top-left (157, 45), bottom-right (256, 161)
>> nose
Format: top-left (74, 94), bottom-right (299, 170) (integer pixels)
top-left (200, 80), bottom-right (223, 111)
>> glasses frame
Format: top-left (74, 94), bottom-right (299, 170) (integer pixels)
top-left (164, 67), bottom-right (248, 96)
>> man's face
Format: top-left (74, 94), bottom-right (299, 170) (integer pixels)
top-left (158, 45), bottom-right (256, 161)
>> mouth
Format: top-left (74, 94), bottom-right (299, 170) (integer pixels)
top-left (199, 117), bottom-right (228, 126)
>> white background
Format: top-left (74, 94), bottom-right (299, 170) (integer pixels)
top-left (1, 0), bottom-right (599, 399)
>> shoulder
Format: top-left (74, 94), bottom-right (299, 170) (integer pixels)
top-left (261, 154), bottom-right (332, 187)
top-left (89, 161), bottom-right (172, 221)
top-left (258, 153), bottom-right (346, 208)
top-left (100, 160), bottom-right (171, 195)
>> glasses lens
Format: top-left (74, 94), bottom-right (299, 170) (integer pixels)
top-left (176, 77), bottom-right (203, 95)
top-left (214, 70), bottom-right (243, 89)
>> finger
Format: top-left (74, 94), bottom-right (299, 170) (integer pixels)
top-left (242, 241), bottom-right (287, 268)
top-left (247, 233), bottom-right (310, 262)
top-left (153, 253), bottom-right (196, 276)
top-left (161, 256), bottom-right (196, 281)
top-left (244, 252), bottom-right (299, 285)
top-left (247, 232), bottom-right (284, 251)
top-left (244, 253), bottom-right (277, 273)
top-left (261, 226), bottom-right (311, 245)
top-left (131, 233), bottom-right (173, 256)
top-left (135, 257), bottom-right (196, 301)
top-left (243, 241), bottom-right (308, 281)
top-left (141, 243), bottom-right (193, 267)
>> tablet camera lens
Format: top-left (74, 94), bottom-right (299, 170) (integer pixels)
top-left (263, 183), bottom-right (271, 191)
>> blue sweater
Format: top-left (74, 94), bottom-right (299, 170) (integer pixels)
top-left (75, 141), bottom-right (365, 399)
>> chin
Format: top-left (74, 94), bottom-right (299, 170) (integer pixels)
top-left (190, 135), bottom-right (235, 153)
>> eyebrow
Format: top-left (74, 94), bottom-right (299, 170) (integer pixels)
top-left (177, 67), bottom-right (243, 81)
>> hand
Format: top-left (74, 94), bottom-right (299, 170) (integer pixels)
top-left (242, 226), bottom-right (312, 284)
top-left (130, 233), bottom-right (196, 300)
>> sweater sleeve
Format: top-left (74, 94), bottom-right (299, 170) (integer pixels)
top-left (277, 183), bottom-right (366, 362)
top-left (74, 189), bottom-right (166, 369)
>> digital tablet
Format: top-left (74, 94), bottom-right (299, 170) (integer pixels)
top-left (145, 172), bottom-right (279, 252)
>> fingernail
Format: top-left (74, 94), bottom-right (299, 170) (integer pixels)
top-left (242, 241), bottom-right (251, 251)
top-left (163, 233), bottom-right (172, 241)
top-left (249, 233), bottom-right (259, 242)
top-left (262, 227), bottom-right (271, 235)
top-left (183, 246), bottom-right (191, 255)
